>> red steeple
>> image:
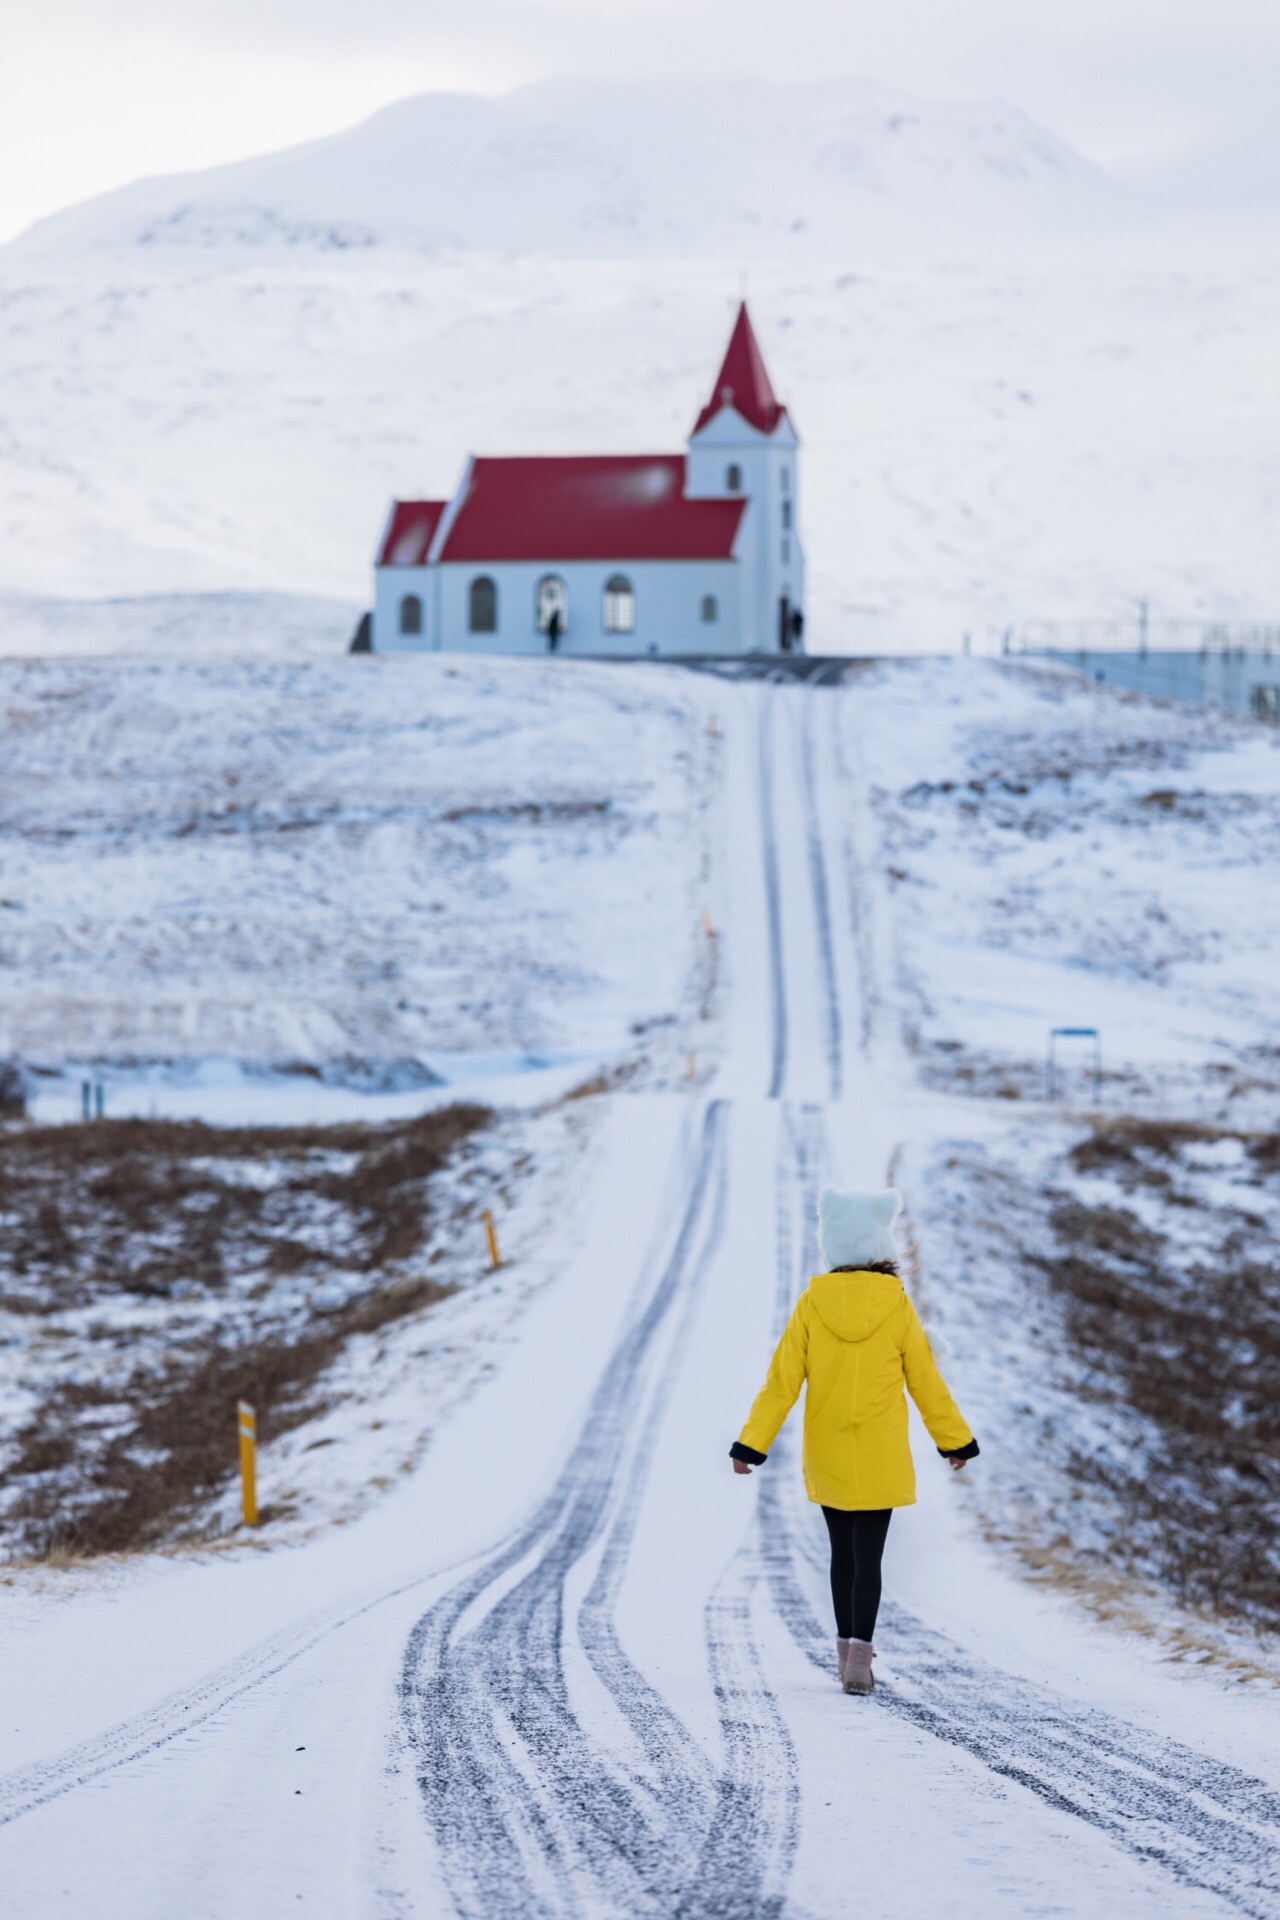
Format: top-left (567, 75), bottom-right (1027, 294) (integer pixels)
top-left (692, 302), bottom-right (787, 438)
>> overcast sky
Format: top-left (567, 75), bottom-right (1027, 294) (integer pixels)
top-left (2, 0), bottom-right (1277, 242)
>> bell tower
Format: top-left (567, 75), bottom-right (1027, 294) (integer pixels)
top-left (686, 304), bottom-right (804, 654)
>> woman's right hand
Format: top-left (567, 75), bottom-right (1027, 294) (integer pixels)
top-left (732, 1458), bottom-right (753, 1475)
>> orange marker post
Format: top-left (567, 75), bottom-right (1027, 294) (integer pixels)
top-left (482, 1208), bottom-right (501, 1270)
top-left (238, 1400), bottom-right (258, 1527)
top-left (700, 908), bottom-right (714, 939)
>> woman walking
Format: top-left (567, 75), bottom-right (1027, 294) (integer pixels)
top-left (730, 1187), bottom-right (978, 1695)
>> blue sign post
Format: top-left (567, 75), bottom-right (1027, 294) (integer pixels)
top-left (1047, 1027), bottom-right (1101, 1104)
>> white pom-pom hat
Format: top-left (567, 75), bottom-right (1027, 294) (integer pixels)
top-left (817, 1186), bottom-right (902, 1271)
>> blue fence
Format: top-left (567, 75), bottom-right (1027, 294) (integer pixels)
top-left (1021, 649), bottom-right (1280, 721)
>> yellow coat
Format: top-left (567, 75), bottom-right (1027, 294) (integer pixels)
top-left (737, 1270), bottom-right (973, 1509)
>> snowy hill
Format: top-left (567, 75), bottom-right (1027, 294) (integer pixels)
top-left (12, 77), bottom-right (1114, 264)
top-left (2, 76), bottom-right (1279, 650)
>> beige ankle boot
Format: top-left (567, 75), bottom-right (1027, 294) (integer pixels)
top-left (842, 1639), bottom-right (875, 1695)
top-left (835, 1636), bottom-right (853, 1685)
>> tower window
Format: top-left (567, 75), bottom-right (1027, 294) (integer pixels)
top-left (781, 501), bottom-right (792, 530)
top-left (603, 574), bottom-right (635, 633)
top-left (726, 463), bottom-right (742, 493)
top-left (701, 595), bottom-right (718, 624)
top-left (468, 576), bottom-right (497, 633)
top-left (399, 594), bottom-right (422, 636)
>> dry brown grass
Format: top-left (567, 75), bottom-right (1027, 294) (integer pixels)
top-left (0, 1105), bottom-right (487, 1304)
top-left (0, 1103), bottom-right (490, 1560)
top-left (561, 1060), bottom-right (640, 1102)
top-left (982, 1515), bottom-right (1280, 1685)
top-left (1035, 1117), bottom-right (1280, 1631)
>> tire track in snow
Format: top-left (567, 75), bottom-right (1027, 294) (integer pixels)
top-left (0, 1570), bottom-right (435, 1830)
top-left (676, 1103), bottom-right (809, 1920)
top-left (763, 1095), bottom-right (1280, 1920)
top-left (686, 1544), bottom-right (799, 1920)
top-left (777, 1507), bottom-right (1280, 1919)
top-left (757, 693), bottom-right (788, 1102)
top-left (399, 1099), bottom-right (802, 1919)
top-left (794, 695), bottom-right (843, 1103)
top-left (575, 1131), bottom-right (731, 1873)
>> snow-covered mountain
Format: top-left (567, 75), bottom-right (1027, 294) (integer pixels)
top-left (12, 76), bottom-right (1115, 264)
top-left (2, 75), bottom-right (1278, 652)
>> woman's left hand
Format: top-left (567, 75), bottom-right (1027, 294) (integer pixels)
top-left (948, 1457), bottom-right (967, 1472)
top-left (732, 1459), bottom-right (753, 1475)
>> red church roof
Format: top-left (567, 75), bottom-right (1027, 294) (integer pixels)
top-left (437, 455), bottom-right (746, 563)
top-left (692, 302), bottom-right (788, 438)
top-left (377, 499), bottom-right (448, 566)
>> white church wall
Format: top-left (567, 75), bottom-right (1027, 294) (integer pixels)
top-left (433, 558), bottom-right (745, 657)
top-left (375, 533), bottom-right (798, 656)
top-left (374, 565), bottom-right (437, 652)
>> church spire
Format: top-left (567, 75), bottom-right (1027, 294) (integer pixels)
top-left (692, 302), bottom-right (787, 438)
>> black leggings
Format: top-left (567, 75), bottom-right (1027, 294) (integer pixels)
top-left (821, 1507), bottom-right (892, 1642)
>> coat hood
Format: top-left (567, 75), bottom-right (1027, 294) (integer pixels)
top-left (808, 1269), bottom-right (904, 1343)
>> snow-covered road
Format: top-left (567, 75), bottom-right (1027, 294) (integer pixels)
top-left (1, 682), bottom-right (1278, 1918)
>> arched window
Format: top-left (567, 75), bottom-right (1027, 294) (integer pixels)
top-left (701, 595), bottom-right (718, 624)
top-left (399, 594), bottom-right (422, 636)
top-left (726, 463), bottom-right (742, 493)
top-left (469, 576), bottom-right (497, 634)
top-left (602, 574), bottom-right (635, 633)
top-left (536, 575), bottom-right (568, 647)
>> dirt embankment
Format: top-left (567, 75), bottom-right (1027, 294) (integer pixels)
top-left (0, 1104), bottom-right (489, 1560)
top-left (1040, 1118), bottom-right (1280, 1628)
top-left (923, 1114), bottom-right (1280, 1642)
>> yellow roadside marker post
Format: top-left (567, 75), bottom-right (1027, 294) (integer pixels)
top-left (238, 1400), bottom-right (258, 1527)
top-left (482, 1208), bottom-right (502, 1270)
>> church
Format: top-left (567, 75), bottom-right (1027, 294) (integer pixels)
top-left (370, 304), bottom-right (804, 658)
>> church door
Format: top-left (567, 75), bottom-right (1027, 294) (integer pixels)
top-left (778, 595), bottom-right (792, 653)
top-left (537, 575), bottom-right (569, 649)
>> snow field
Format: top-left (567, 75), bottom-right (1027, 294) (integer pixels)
top-left (0, 652), bottom-right (715, 1081)
top-left (0, 669), bottom-right (1278, 1917)
top-left (0, 591), bottom-right (359, 662)
top-left (0, 651), bottom-right (722, 1566)
top-left (848, 658), bottom-right (1280, 1116)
